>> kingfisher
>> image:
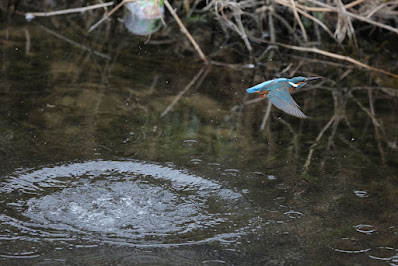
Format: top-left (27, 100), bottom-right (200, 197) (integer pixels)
top-left (246, 77), bottom-right (321, 118)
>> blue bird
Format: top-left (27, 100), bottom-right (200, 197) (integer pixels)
top-left (246, 77), bottom-right (321, 118)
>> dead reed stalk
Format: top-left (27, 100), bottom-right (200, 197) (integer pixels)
top-left (249, 36), bottom-right (398, 79)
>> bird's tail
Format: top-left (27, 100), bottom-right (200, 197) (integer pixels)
top-left (246, 83), bottom-right (264, 93)
top-left (246, 88), bottom-right (258, 93)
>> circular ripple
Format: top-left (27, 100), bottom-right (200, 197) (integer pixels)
top-left (367, 247), bottom-right (396, 261)
top-left (331, 238), bottom-right (371, 254)
top-left (354, 224), bottom-right (375, 235)
top-left (1, 160), bottom-right (254, 247)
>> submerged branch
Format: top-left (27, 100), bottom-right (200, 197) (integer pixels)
top-left (160, 67), bottom-right (206, 118)
top-left (38, 24), bottom-right (110, 59)
top-left (303, 114), bottom-right (336, 169)
top-left (350, 93), bottom-right (383, 130)
top-left (260, 101), bottom-right (273, 131)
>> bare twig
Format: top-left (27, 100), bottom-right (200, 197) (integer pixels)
top-left (304, 0), bottom-right (398, 35)
top-left (366, 3), bottom-right (387, 18)
top-left (278, 63), bottom-right (294, 75)
top-left (339, 69), bottom-right (352, 80)
top-left (273, 0), bottom-right (398, 36)
top-left (290, 54), bottom-right (353, 68)
top-left (234, 13), bottom-right (253, 53)
top-left (334, 0), bottom-right (357, 46)
top-left (297, 7), bottom-right (335, 42)
top-left (267, 0), bottom-right (277, 59)
top-left (213, 1), bottom-right (254, 54)
top-left (274, 0), bottom-right (336, 42)
top-left (345, 0), bottom-right (366, 9)
top-left (88, 0), bottom-right (129, 32)
top-left (248, 36), bottom-right (398, 79)
top-left (26, 2), bottom-right (114, 19)
top-left (289, 0), bottom-right (308, 42)
top-left (284, 0), bottom-right (364, 13)
top-left (164, 0), bottom-right (208, 64)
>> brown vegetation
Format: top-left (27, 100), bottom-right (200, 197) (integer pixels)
top-left (2, 0), bottom-right (398, 77)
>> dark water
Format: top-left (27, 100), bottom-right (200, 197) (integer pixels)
top-left (1, 20), bottom-right (398, 265)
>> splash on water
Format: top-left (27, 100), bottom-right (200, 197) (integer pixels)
top-left (1, 160), bottom-right (254, 247)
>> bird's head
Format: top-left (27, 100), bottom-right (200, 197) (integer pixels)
top-left (288, 76), bottom-right (321, 89)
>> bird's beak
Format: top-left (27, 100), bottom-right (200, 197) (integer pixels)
top-left (304, 77), bottom-right (322, 82)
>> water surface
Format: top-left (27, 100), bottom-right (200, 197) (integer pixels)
top-left (1, 19), bottom-right (398, 265)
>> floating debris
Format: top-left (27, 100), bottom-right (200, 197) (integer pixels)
top-left (123, 0), bottom-right (164, 36)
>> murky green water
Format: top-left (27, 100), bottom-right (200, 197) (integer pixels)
top-left (1, 20), bottom-right (398, 265)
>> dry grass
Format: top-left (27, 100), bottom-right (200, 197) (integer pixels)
top-left (2, 0), bottom-right (398, 77)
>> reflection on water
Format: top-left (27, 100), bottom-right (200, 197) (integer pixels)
top-left (1, 16), bottom-right (398, 265)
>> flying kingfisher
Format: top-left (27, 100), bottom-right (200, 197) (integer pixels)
top-left (246, 77), bottom-right (321, 118)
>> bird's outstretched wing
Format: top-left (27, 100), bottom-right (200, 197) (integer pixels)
top-left (267, 85), bottom-right (307, 118)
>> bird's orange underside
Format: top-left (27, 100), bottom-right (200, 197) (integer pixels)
top-left (257, 90), bottom-right (269, 98)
